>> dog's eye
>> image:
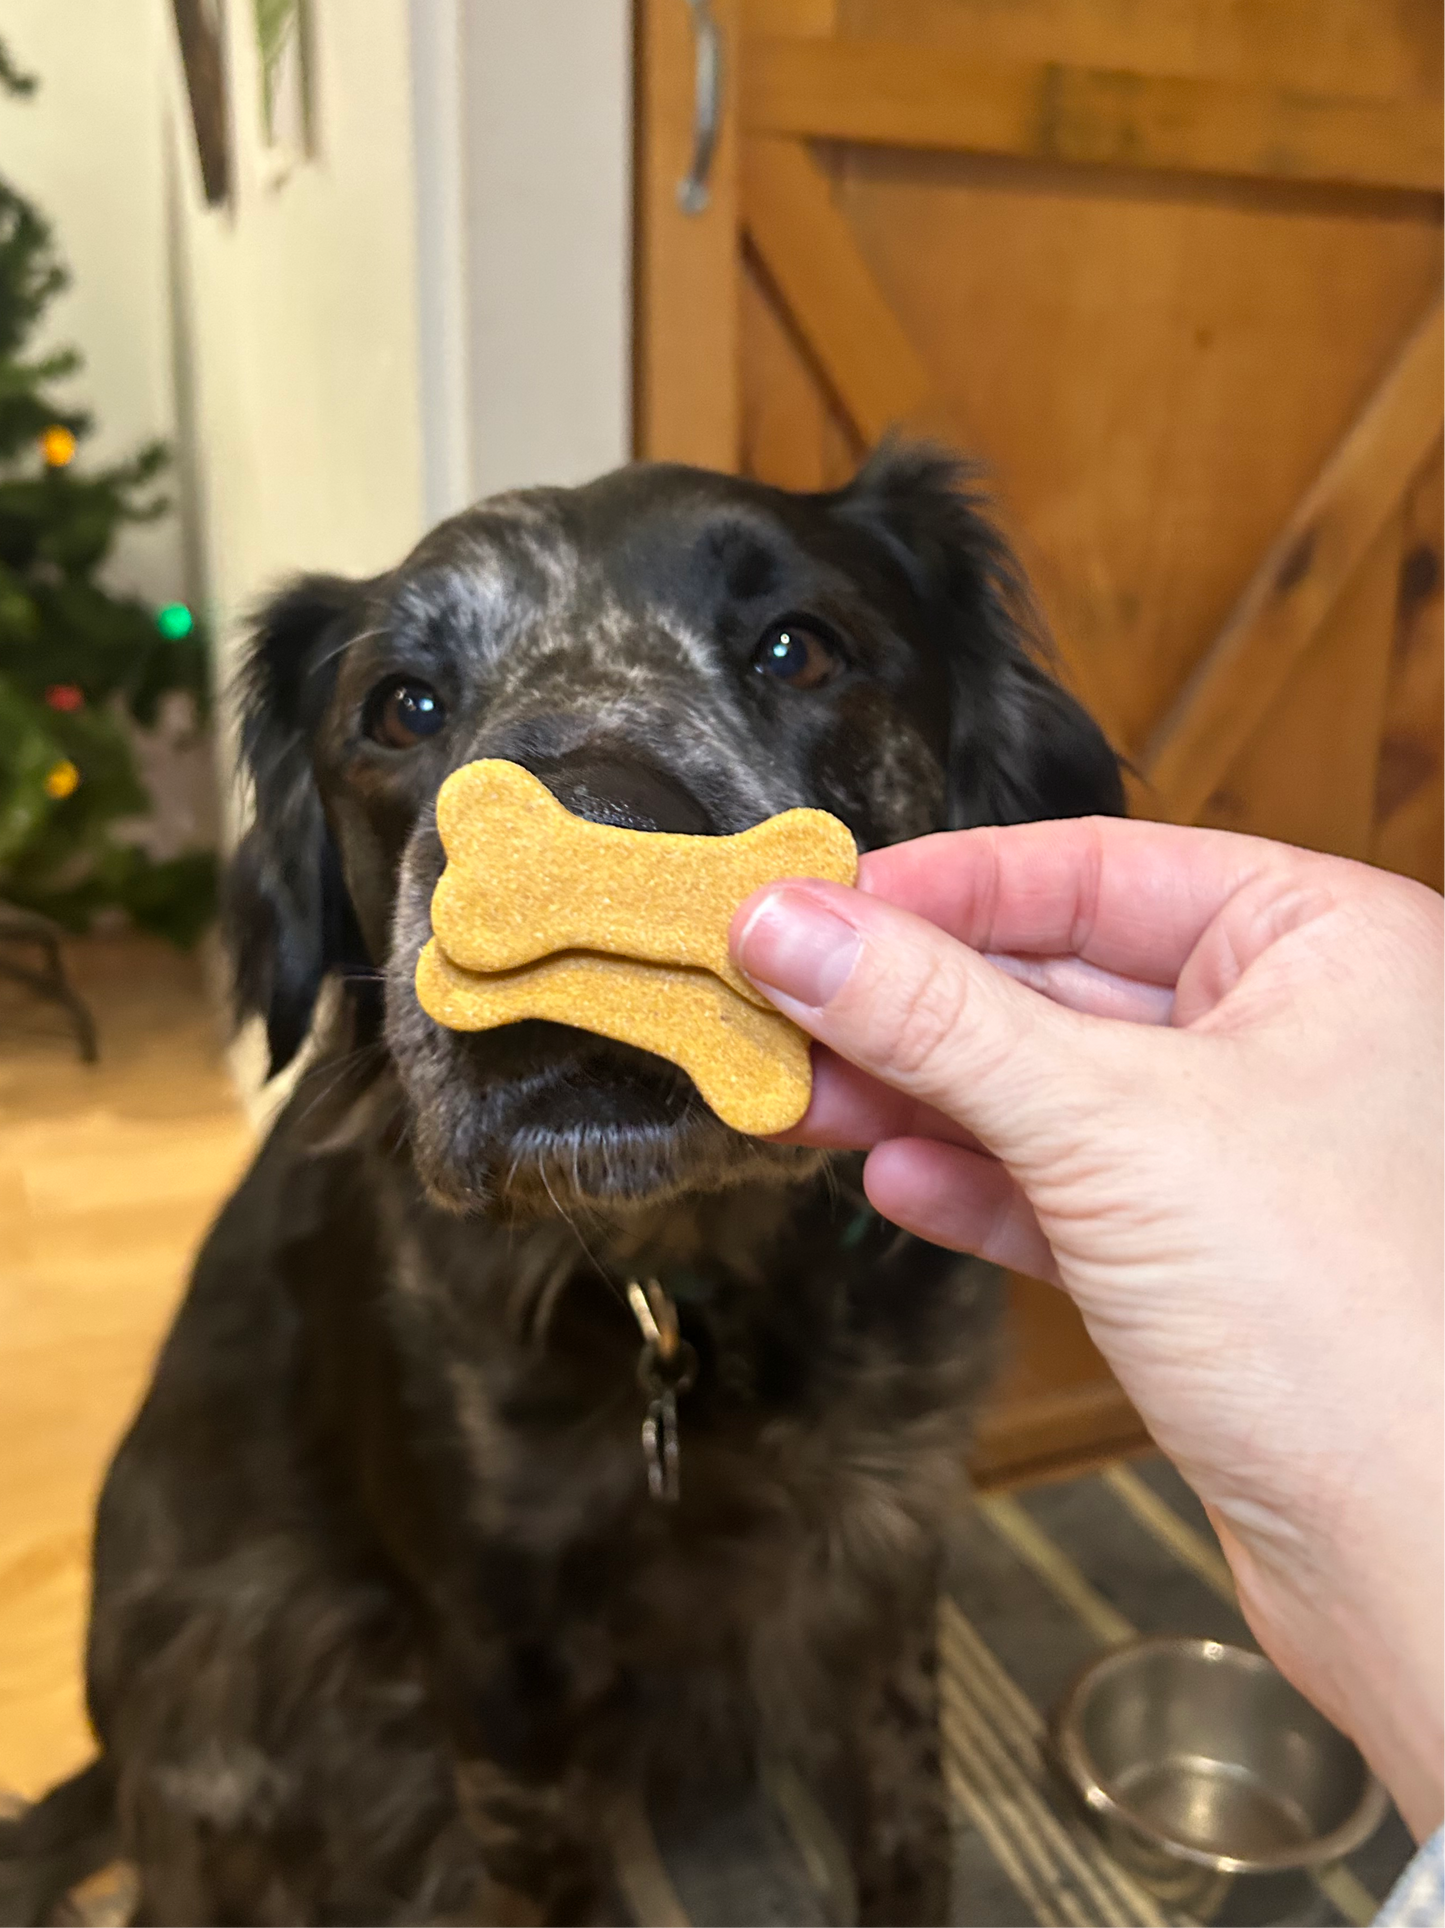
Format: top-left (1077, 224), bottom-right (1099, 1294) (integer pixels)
top-left (366, 679), bottom-right (447, 749)
top-left (751, 621), bottom-right (839, 691)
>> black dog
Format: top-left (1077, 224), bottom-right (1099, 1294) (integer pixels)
top-left (2, 448), bottom-right (1121, 1927)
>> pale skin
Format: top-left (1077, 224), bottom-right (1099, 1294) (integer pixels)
top-left (729, 818), bottom-right (1444, 1841)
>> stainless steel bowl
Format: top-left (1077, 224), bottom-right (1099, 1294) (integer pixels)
top-left (1051, 1637), bottom-right (1388, 1922)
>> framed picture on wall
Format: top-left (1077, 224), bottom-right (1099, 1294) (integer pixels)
top-left (254, 0), bottom-right (317, 185)
top-left (171, 0), bottom-right (230, 206)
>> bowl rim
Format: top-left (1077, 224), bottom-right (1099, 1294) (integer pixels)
top-left (1050, 1634), bottom-right (1391, 1875)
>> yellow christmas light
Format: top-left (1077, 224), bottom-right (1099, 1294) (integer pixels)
top-left (40, 425), bottom-right (77, 468)
top-left (44, 758), bottom-right (80, 799)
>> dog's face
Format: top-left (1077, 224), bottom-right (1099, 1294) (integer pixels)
top-left (228, 449), bottom-right (1122, 1217)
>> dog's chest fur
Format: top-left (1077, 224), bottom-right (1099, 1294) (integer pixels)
top-left (279, 1114), bottom-right (1000, 1735)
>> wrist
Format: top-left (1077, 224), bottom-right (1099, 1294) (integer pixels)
top-left (1220, 1492), bottom-right (1443, 1840)
top-left (1331, 1504), bottom-right (1443, 1841)
top-left (1307, 1586), bottom-right (1442, 1843)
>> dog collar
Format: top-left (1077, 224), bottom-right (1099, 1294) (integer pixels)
top-left (619, 1201), bottom-right (881, 1505)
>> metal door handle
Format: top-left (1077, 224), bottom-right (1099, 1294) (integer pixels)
top-left (676, 0), bottom-right (722, 215)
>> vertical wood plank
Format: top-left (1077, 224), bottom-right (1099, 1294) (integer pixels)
top-left (634, 0), bottom-right (743, 467)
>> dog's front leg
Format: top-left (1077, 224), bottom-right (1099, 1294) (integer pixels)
top-left (453, 1753), bottom-right (615, 1927)
top-left (847, 1616), bottom-right (952, 1928)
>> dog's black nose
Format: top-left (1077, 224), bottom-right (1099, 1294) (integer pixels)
top-left (526, 751), bottom-right (712, 836)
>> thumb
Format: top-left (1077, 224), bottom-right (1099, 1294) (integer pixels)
top-left (731, 880), bottom-right (1108, 1163)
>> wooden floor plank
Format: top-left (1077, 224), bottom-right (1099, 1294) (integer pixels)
top-left (0, 937), bottom-right (253, 1800)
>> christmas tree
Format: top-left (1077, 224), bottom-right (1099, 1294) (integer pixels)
top-left (0, 38), bottom-right (216, 947)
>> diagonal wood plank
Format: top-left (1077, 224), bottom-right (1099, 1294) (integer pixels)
top-left (1193, 512), bottom-right (1404, 860)
top-left (744, 36), bottom-right (1444, 195)
top-left (742, 134), bottom-right (932, 444)
top-left (1145, 299), bottom-right (1444, 824)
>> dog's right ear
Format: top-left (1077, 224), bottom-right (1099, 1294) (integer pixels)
top-left (225, 574), bottom-right (370, 1077)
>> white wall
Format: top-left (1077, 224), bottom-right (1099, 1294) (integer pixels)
top-left (411, 0), bottom-right (634, 515)
top-left (0, 0), bottom-right (431, 808)
top-left (409, 0), bottom-right (473, 524)
top-left (182, 0), bottom-right (635, 685)
top-left (4, 0), bottom-right (633, 1092)
top-left (6, 0), bottom-right (636, 625)
top-left (0, 0), bottom-right (184, 607)
top-left (171, 0), bottom-right (428, 715)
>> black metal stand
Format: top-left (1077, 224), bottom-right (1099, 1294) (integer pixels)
top-left (0, 902), bottom-right (99, 1062)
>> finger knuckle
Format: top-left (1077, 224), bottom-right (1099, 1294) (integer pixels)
top-left (871, 950), bottom-right (969, 1082)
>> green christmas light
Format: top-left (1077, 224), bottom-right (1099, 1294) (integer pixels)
top-left (156, 601), bottom-right (195, 640)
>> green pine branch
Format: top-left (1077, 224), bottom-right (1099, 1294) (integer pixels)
top-left (0, 33), bottom-right (216, 946)
top-left (0, 40), bottom-right (36, 98)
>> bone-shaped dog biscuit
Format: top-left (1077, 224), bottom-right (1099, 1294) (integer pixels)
top-left (416, 942), bottom-right (814, 1138)
top-left (416, 758), bottom-right (859, 1135)
top-left (430, 759), bottom-right (858, 1006)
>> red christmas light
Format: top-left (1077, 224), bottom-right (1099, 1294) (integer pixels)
top-left (44, 683), bottom-right (85, 712)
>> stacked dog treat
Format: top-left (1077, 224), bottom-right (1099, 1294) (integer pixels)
top-left (417, 758), bottom-right (858, 1134)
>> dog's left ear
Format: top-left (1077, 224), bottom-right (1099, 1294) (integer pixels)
top-left (835, 443), bottom-right (1125, 826)
top-left (225, 573), bottom-right (372, 1077)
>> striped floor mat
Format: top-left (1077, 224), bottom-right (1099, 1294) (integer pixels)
top-left (36, 1455), bottom-right (1417, 1927)
top-left (624, 1454), bottom-right (1415, 1928)
top-left (937, 1456), bottom-right (1413, 1927)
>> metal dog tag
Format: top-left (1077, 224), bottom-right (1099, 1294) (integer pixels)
top-left (641, 1389), bottom-right (681, 1503)
top-left (628, 1279), bottom-right (697, 1505)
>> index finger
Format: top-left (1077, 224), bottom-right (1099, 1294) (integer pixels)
top-left (857, 817), bottom-right (1307, 986)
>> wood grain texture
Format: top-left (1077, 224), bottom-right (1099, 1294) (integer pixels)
top-left (743, 134), bottom-right (933, 442)
top-left (840, 0), bottom-right (1440, 102)
top-left (744, 0), bottom-right (837, 34)
top-left (745, 36), bottom-right (1443, 192)
top-left (740, 251), bottom-right (863, 488)
top-left (712, 0), bottom-right (1441, 1469)
top-left (972, 1275), bottom-right (1148, 1489)
top-left (1192, 511), bottom-right (1403, 858)
top-left (1145, 298), bottom-right (1443, 823)
top-left (0, 941), bottom-right (252, 1799)
top-left (1372, 445), bottom-right (1445, 889)
top-left (634, 0), bottom-right (743, 467)
top-left (829, 143), bottom-right (1441, 748)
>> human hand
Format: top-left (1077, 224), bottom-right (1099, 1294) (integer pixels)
top-left (730, 818), bottom-right (1443, 1836)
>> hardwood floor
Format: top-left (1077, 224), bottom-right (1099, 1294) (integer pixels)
top-left (0, 937), bottom-right (253, 1800)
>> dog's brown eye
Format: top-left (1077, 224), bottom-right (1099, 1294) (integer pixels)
top-left (366, 679), bottom-right (447, 748)
top-left (751, 621), bottom-right (839, 691)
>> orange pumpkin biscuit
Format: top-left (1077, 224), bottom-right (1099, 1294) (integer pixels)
top-left (429, 759), bottom-right (857, 1007)
top-left (416, 759), bottom-right (859, 1135)
top-left (416, 942), bottom-right (816, 1137)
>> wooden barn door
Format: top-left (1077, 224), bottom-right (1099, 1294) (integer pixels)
top-left (636, 0), bottom-right (1444, 1484)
